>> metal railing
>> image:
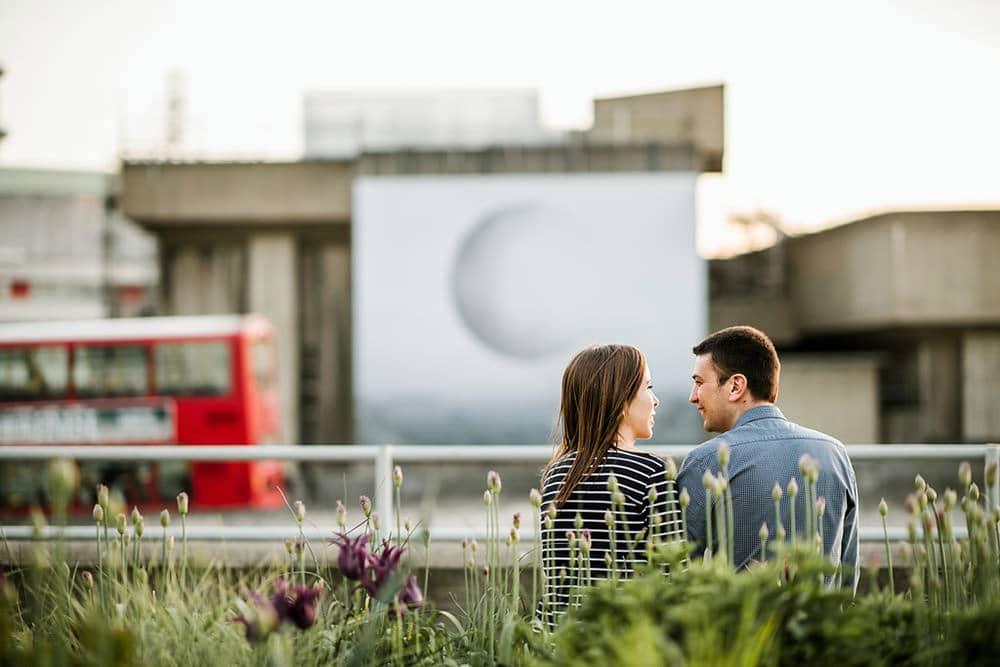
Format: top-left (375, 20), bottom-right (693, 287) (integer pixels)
top-left (1, 443), bottom-right (997, 544)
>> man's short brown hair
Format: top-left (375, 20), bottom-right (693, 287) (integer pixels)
top-left (692, 326), bottom-right (780, 402)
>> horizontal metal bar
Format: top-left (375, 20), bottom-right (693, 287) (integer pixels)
top-left (0, 524), bottom-right (949, 544)
top-left (0, 443), bottom-right (992, 463)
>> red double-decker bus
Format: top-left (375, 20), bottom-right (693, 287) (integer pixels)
top-left (0, 315), bottom-right (285, 510)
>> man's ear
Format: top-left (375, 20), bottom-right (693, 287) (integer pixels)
top-left (728, 374), bottom-right (749, 402)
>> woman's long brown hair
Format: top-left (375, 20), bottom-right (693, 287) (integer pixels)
top-left (543, 344), bottom-right (646, 508)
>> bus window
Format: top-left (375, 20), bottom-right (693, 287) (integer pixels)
top-left (0, 346), bottom-right (69, 401)
top-left (73, 345), bottom-right (148, 397)
top-left (252, 338), bottom-right (275, 392)
top-left (154, 341), bottom-right (231, 396)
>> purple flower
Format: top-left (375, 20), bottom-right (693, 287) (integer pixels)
top-left (331, 531), bottom-right (370, 580)
top-left (398, 575), bottom-right (424, 612)
top-left (361, 541), bottom-right (405, 598)
top-left (288, 585), bottom-right (320, 629)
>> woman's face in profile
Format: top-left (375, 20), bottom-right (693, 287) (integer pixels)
top-left (621, 364), bottom-right (658, 443)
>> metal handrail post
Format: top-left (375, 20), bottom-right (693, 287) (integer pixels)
top-left (375, 445), bottom-right (395, 536)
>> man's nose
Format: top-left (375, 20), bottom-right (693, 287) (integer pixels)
top-left (688, 386), bottom-right (698, 403)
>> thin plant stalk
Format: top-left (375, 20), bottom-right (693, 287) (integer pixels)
top-left (881, 512), bottom-right (895, 596)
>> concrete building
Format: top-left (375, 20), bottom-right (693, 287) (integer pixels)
top-left (710, 210), bottom-right (1000, 444)
top-left (0, 168), bottom-right (158, 322)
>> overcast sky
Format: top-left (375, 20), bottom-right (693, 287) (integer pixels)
top-left (1, 0), bottom-right (998, 255)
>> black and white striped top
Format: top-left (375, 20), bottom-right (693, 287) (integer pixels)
top-left (536, 448), bottom-right (685, 627)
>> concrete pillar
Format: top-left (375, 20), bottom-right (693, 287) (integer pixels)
top-left (165, 244), bottom-right (244, 315)
top-left (248, 234), bottom-right (298, 444)
top-left (963, 332), bottom-right (1000, 442)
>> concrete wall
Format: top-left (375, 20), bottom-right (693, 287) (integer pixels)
top-left (777, 356), bottom-right (880, 444)
top-left (963, 332), bottom-right (1000, 442)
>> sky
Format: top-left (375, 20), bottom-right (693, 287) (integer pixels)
top-left (1, 0), bottom-right (998, 256)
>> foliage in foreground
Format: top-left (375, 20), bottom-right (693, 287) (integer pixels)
top-left (0, 457), bottom-right (999, 666)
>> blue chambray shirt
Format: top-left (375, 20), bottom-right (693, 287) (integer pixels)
top-left (677, 405), bottom-right (860, 592)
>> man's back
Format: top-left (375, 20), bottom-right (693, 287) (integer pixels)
top-left (677, 405), bottom-right (859, 590)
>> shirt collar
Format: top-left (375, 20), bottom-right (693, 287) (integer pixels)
top-left (731, 404), bottom-right (786, 430)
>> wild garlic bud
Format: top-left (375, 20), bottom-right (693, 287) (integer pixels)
top-left (160, 509), bottom-right (170, 528)
top-left (943, 489), bottom-right (957, 510)
top-left (115, 513), bottom-right (127, 535)
top-left (512, 512), bottom-right (521, 530)
top-left (97, 484), bottom-right (109, 510)
top-left (759, 523), bottom-right (769, 541)
top-left (574, 512), bottom-right (583, 530)
top-left (393, 465), bottom-right (403, 488)
top-left (776, 526), bottom-right (786, 541)
top-left (93, 504), bottom-right (104, 523)
top-left (915, 475), bottom-right (926, 493)
top-left (878, 498), bottom-right (888, 517)
top-left (529, 488), bottom-right (542, 508)
top-left (815, 496), bottom-right (826, 517)
top-left (135, 516), bottom-right (144, 538)
top-left (607, 473), bottom-right (619, 493)
top-left (546, 503), bottom-right (558, 520)
top-left (612, 491), bottom-right (625, 507)
top-left (565, 531), bottom-right (576, 548)
top-left (483, 491), bottom-right (492, 506)
top-left (772, 482), bottom-right (782, 502)
top-left (371, 512), bottom-right (381, 531)
top-left (82, 570), bottom-right (94, 589)
top-left (702, 470), bottom-right (713, 488)
top-left (404, 517), bottom-right (413, 532)
top-left (798, 454), bottom-right (811, 475)
top-left (293, 500), bottom-right (306, 523)
top-left (665, 457), bottom-right (678, 481)
top-left (166, 535), bottom-right (174, 552)
top-left (969, 483), bottom-right (981, 502)
top-left (510, 527), bottom-right (519, 544)
top-left (487, 470), bottom-right (502, 495)
top-left (131, 506), bottom-right (142, 526)
top-left (717, 442), bottom-right (730, 468)
top-left (604, 509), bottom-right (614, 527)
top-left (176, 492), bottom-right (189, 516)
top-left (958, 462), bottom-right (972, 489)
top-left (360, 495), bottom-right (372, 517)
top-left (787, 478), bottom-right (798, 498)
top-left (926, 487), bottom-right (937, 504)
top-left (648, 486), bottom-right (658, 504)
top-left (285, 538), bottom-right (295, 555)
top-left (679, 488), bottom-right (690, 508)
top-left (336, 500), bottom-right (347, 528)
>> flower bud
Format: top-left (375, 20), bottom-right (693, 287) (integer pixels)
top-left (806, 461), bottom-right (819, 483)
top-left (123, 531), bottom-right (131, 547)
top-left (487, 470), bottom-right (502, 495)
top-left (166, 535), bottom-right (174, 552)
top-left (544, 515), bottom-right (553, 530)
top-left (160, 509), bottom-right (170, 528)
top-left (958, 462), bottom-right (972, 489)
top-left (130, 506), bottom-right (142, 526)
top-left (285, 538), bottom-right (295, 555)
top-left (759, 523), bottom-right (769, 541)
top-left (679, 488), bottom-right (690, 508)
top-left (30, 506), bottom-right (46, 538)
top-left (93, 504), bottom-right (104, 523)
top-left (717, 441), bottom-right (730, 468)
top-left (293, 500), bottom-right (306, 523)
top-left (647, 486), bottom-right (658, 505)
top-left (915, 475), bottom-right (926, 492)
top-left (604, 509), bottom-right (614, 527)
top-left (404, 517), bottom-right (413, 532)
top-left (510, 527), bottom-right (519, 544)
top-left (612, 491), bottom-right (625, 507)
top-left (135, 516), bottom-right (144, 538)
top-left (82, 570), bottom-right (94, 589)
top-left (798, 454), bottom-right (810, 475)
top-left (546, 503), bottom-right (558, 520)
top-left (470, 539), bottom-right (478, 553)
top-left (47, 458), bottom-right (78, 508)
top-left (574, 512), bottom-right (583, 530)
top-left (565, 531), bottom-right (576, 548)
top-left (483, 490), bottom-right (492, 507)
top-left (787, 478), bottom-right (798, 498)
top-left (943, 489), bottom-right (957, 510)
top-left (776, 526), bottom-right (786, 541)
top-left (371, 511), bottom-right (381, 531)
top-left (926, 487), bottom-right (937, 504)
top-left (176, 492), bottom-right (189, 516)
top-left (702, 470), bottom-right (713, 489)
top-left (360, 495), bottom-right (372, 517)
top-left (772, 482), bottom-right (782, 502)
top-left (393, 465), bottom-right (404, 488)
top-left (878, 498), bottom-right (888, 517)
top-left (529, 488), bottom-right (542, 508)
top-left (97, 484), bottom-right (109, 510)
top-left (604, 553), bottom-right (613, 568)
top-left (815, 496), bottom-right (826, 517)
top-left (607, 473), bottom-right (619, 493)
top-left (115, 512), bottom-right (127, 535)
top-left (969, 483), bottom-right (981, 502)
top-left (512, 512), bottom-right (521, 530)
top-left (665, 457), bottom-right (678, 481)
top-left (580, 529), bottom-right (591, 551)
top-left (336, 500), bottom-right (347, 529)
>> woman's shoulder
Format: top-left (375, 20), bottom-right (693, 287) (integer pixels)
top-left (604, 448), bottom-right (667, 475)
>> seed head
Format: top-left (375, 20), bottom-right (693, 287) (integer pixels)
top-left (958, 462), bottom-right (973, 489)
top-left (512, 512), bottom-right (521, 530)
top-left (772, 482), bottom-right (782, 502)
top-left (717, 441), bottom-right (731, 468)
top-left (160, 509), bottom-right (170, 528)
top-left (293, 501), bottom-right (306, 523)
top-left (759, 523), bottom-right (769, 541)
top-left (487, 470), bottom-right (502, 495)
top-left (679, 488), bottom-right (690, 508)
top-left (359, 495), bottom-right (372, 517)
top-left (176, 492), bottom-right (189, 516)
top-left (878, 498), bottom-right (888, 517)
top-left (787, 478), bottom-right (798, 498)
top-left (665, 457), bottom-right (678, 481)
top-left (529, 488), bottom-right (542, 508)
top-left (93, 504), bottom-right (104, 523)
top-left (392, 465), bottom-right (403, 488)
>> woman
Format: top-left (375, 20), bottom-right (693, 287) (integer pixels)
top-left (537, 344), bottom-right (684, 628)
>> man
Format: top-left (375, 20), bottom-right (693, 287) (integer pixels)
top-left (676, 325), bottom-right (859, 591)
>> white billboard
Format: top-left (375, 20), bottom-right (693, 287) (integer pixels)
top-left (354, 173), bottom-right (706, 444)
